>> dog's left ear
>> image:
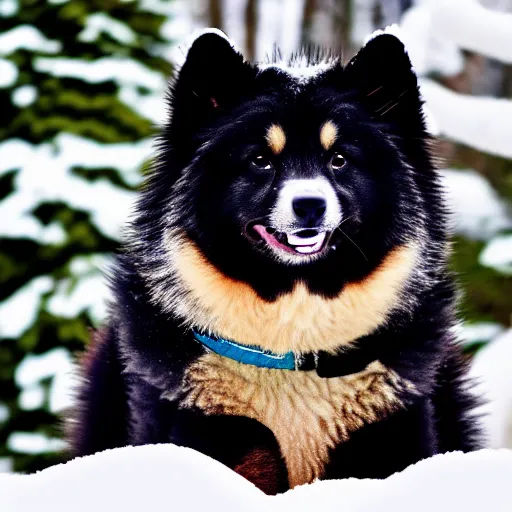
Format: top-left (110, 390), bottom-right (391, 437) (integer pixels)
top-left (343, 33), bottom-right (425, 132)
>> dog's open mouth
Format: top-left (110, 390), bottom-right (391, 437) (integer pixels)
top-left (252, 224), bottom-right (328, 255)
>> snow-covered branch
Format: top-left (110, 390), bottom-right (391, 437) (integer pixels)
top-left (420, 78), bottom-right (512, 160)
top-left (429, 0), bottom-right (512, 64)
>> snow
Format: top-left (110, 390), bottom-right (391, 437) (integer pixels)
top-left (420, 79), bottom-right (512, 160)
top-left (0, 25), bottom-right (61, 55)
top-left (394, 0), bottom-right (512, 78)
top-left (119, 85), bottom-right (167, 126)
top-left (34, 57), bottom-right (166, 91)
top-left (45, 254), bottom-right (111, 325)
top-left (48, 364), bottom-right (76, 414)
top-left (6, 432), bottom-right (66, 455)
top-left (11, 84), bottom-right (37, 107)
top-left (0, 276), bottom-right (53, 339)
top-left (0, 58), bottom-right (17, 88)
top-left (42, 222), bottom-right (67, 244)
top-left (18, 385), bottom-right (45, 411)
top-left (479, 235), bottom-right (512, 275)
top-left (428, 0), bottom-right (512, 65)
top-left (78, 13), bottom-right (136, 45)
top-left (0, 134), bottom-right (152, 241)
top-left (0, 0), bottom-right (17, 17)
top-left (140, 0), bottom-right (177, 16)
top-left (0, 139), bottom-right (29, 176)
top-left (453, 322), bottom-right (505, 346)
top-left (48, 273), bottom-right (110, 323)
top-left (1, 444), bottom-right (512, 511)
top-left (470, 329), bottom-right (512, 449)
top-left (259, 58), bottom-right (334, 83)
top-left (15, 347), bottom-right (74, 389)
top-left (397, 4), bottom-right (464, 76)
top-left (363, 22), bottom-right (404, 46)
top-left (15, 347), bottom-right (77, 414)
top-left (69, 254), bottom-right (108, 275)
top-left (395, 1), bottom-right (512, 150)
top-left (440, 169), bottom-right (512, 240)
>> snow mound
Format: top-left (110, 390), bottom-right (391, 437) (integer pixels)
top-left (1, 444), bottom-right (512, 512)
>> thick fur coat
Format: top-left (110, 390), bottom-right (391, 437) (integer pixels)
top-left (69, 30), bottom-right (482, 495)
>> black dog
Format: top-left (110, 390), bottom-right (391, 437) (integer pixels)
top-left (69, 29), bottom-right (482, 495)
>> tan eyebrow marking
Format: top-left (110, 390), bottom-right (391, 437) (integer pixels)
top-left (320, 121), bottom-right (338, 150)
top-left (266, 124), bottom-right (286, 155)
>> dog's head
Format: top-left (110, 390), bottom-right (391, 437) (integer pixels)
top-left (148, 30), bottom-right (431, 279)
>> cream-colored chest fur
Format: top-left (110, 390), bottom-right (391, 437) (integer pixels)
top-left (181, 354), bottom-right (410, 488)
top-left (167, 238), bottom-right (418, 354)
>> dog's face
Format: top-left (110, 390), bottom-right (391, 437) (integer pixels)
top-left (160, 30), bottom-right (428, 276)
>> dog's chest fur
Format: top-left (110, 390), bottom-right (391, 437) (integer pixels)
top-left (166, 239), bottom-right (419, 355)
top-left (181, 354), bottom-right (409, 488)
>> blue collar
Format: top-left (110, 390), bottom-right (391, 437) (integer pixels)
top-left (192, 330), bottom-right (316, 371)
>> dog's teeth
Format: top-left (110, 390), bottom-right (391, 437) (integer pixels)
top-left (287, 232), bottom-right (325, 246)
top-left (296, 246), bottom-right (316, 254)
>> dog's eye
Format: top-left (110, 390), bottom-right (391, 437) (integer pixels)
top-left (250, 155), bottom-right (273, 171)
top-left (329, 153), bottom-right (346, 171)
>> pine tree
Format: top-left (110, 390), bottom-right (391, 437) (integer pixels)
top-left (0, 0), bottom-right (173, 473)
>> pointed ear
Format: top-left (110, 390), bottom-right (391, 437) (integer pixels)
top-left (344, 33), bottom-right (425, 132)
top-left (170, 30), bottom-right (256, 130)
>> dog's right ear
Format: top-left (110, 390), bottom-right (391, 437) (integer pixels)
top-left (169, 30), bottom-right (256, 131)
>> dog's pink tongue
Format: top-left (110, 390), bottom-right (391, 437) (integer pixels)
top-left (253, 225), bottom-right (295, 254)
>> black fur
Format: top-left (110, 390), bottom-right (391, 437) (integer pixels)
top-left (69, 31), bottom-right (482, 493)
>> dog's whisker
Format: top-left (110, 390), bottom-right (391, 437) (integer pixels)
top-left (337, 227), bottom-right (368, 261)
top-left (337, 215), bottom-right (353, 227)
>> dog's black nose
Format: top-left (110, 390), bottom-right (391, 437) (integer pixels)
top-left (292, 196), bottom-right (327, 225)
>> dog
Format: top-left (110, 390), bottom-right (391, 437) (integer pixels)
top-left (69, 29), bottom-right (482, 495)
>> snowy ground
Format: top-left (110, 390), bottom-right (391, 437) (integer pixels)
top-left (1, 0), bottom-right (511, 474)
top-left (1, 444), bottom-right (512, 512)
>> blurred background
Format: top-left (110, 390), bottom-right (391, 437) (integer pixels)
top-left (0, 0), bottom-right (510, 474)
